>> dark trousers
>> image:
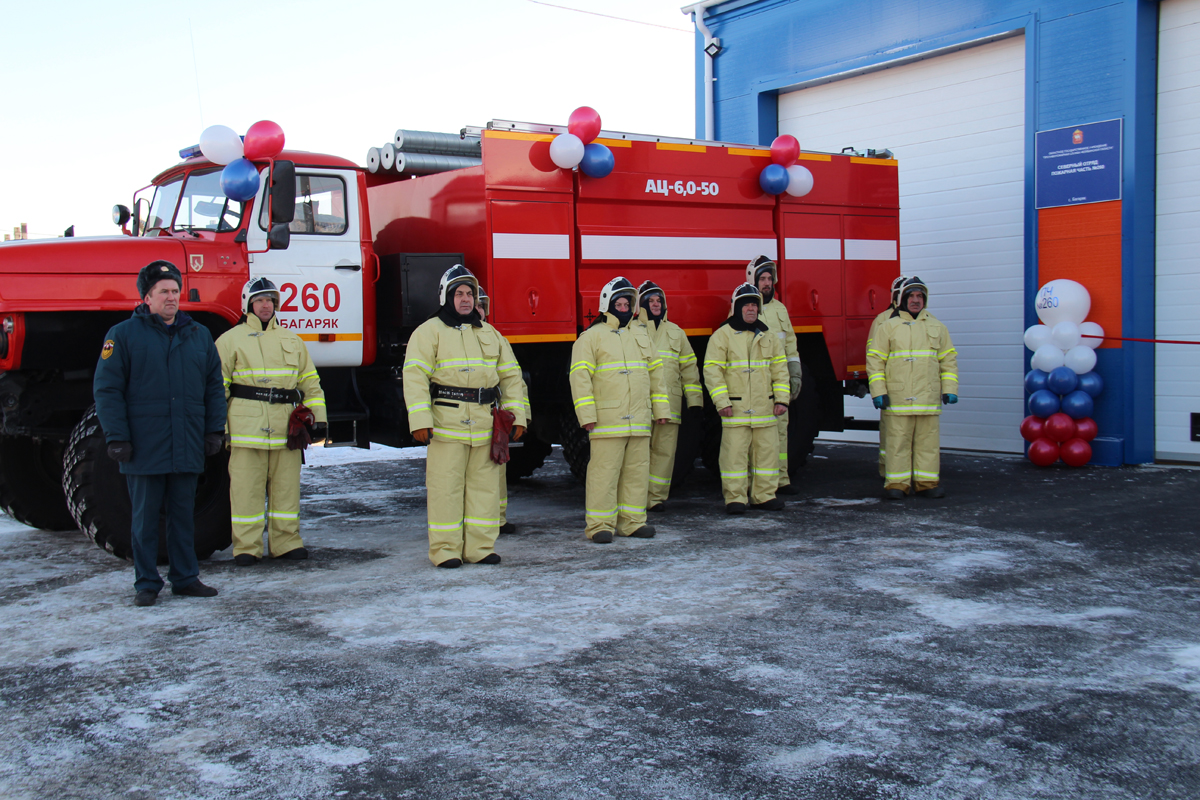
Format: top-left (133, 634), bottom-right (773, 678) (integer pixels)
top-left (125, 472), bottom-right (200, 593)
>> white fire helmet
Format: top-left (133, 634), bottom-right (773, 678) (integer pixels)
top-left (438, 264), bottom-right (479, 306)
top-left (598, 276), bottom-right (637, 314)
top-left (242, 277), bottom-right (281, 314)
top-left (745, 255), bottom-right (777, 287)
top-left (476, 287), bottom-right (490, 319)
top-left (890, 275), bottom-right (908, 309)
top-left (729, 282), bottom-right (764, 315)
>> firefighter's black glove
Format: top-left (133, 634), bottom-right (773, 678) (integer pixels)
top-left (204, 432), bottom-right (224, 456)
top-left (107, 442), bottom-right (132, 463)
top-left (310, 422), bottom-right (328, 444)
top-left (873, 394), bottom-right (890, 410)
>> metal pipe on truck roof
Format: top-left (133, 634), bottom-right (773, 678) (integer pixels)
top-left (395, 152), bottom-right (482, 176)
top-left (394, 129), bottom-right (482, 158)
top-left (380, 143), bottom-right (397, 171)
top-left (366, 147), bottom-right (381, 174)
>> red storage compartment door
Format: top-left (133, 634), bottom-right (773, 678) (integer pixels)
top-left (487, 199), bottom-right (574, 324)
top-left (843, 214), bottom-right (899, 318)
top-left (781, 211), bottom-right (843, 318)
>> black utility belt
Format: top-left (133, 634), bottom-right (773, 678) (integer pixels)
top-left (430, 383), bottom-right (499, 405)
top-left (229, 384), bottom-right (302, 404)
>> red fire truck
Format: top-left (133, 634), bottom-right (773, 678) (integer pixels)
top-left (0, 119), bottom-right (898, 561)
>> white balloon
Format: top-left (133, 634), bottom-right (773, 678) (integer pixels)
top-left (1050, 320), bottom-right (1081, 350)
top-left (1079, 321), bottom-right (1105, 349)
top-left (549, 133), bottom-right (585, 169)
top-left (199, 124), bottom-right (244, 166)
top-left (1024, 324), bottom-right (1052, 352)
top-left (1031, 344), bottom-right (1066, 372)
top-left (784, 165), bottom-right (814, 197)
top-left (1035, 279), bottom-right (1091, 327)
top-left (1064, 345), bottom-right (1097, 374)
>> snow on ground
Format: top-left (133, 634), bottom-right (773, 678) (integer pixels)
top-left (1, 444), bottom-right (1198, 799)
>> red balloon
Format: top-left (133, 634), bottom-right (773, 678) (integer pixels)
top-left (770, 134), bottom-right (800, 167)
top-left (1028, 437), bottom-right (1060, 467)
top-left (243, 120), bottom-right (286, 160)
top-left (1060, 437), bottom-right (1093, 467)
top-left (567, 107), bottom-right (602, 145)
top-left (1044, 412), bottom-right (1076, 443)
top-left (1019, 415), bottom-right (1046, 443)
top-left (1074, 417), bottom-right (1098, 442)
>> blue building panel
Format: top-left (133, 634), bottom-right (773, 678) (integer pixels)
top-left (690, 0), bottom-right (1162, 464)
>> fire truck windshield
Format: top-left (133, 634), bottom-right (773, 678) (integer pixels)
top-left (142, 169), bottom-right (245, 236)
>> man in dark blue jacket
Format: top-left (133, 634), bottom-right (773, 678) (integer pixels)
top-left (93, 261), bottom-right (227, 606)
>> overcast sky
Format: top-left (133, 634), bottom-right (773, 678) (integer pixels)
top-left (1, 1), bottom-right (698, 238)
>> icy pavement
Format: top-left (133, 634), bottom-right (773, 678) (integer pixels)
top-left (1, 443), bottom-right (1198, 799)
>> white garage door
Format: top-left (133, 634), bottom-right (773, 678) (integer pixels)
top-left (779, 35), bottom-right (1027, 453)
top-left (1156, 0), bottom-right (1200, 463)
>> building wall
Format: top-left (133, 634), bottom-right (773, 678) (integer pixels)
top-left (690, 0), bottom-right (1163, 464)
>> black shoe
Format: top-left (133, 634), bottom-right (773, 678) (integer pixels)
top-left (590, 531), bottom-right (614, 543)
top-left (648, 502), bottom-right (666, 513)
top-left (917, 486), bottom-right (946, 499)
top-left (498, 522), bottom-right (517, 534)
top-left (751, 497), bottom-right (785, 511)
top-left (437, 558), bottom-right (463, 569)
top-left (629, 526), bottom-right (656, 538)
top-left (776, 483), bottom-right (799, 496)
top-left (134, 590), bottom-right (158, 607)
top-left (172, 580), bottom-right (218, 598)
top-left (278, 547), bottom-right (308, 560)
top-left (726, 502), bottom-right (747, 515)
top-left (884, 488), bottom-right (907, 500)
top-left (474, 553), bottom-right (502, 565)
top-left (234, 554), bottom-right (259, 567)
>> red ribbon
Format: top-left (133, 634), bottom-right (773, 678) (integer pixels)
top-left (1082, 334), bottom-right (1200, 345)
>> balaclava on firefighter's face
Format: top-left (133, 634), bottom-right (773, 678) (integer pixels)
top-left (640, 290), bottom-right (666, 325)
top-left (439, 281), bottom-right (482, 327)
top-left (729, 296), bottom-right (761, 331)
top-left (609, 294), bottom-right (635, 327)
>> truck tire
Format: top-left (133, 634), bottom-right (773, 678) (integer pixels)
top-left (788, 361), bottom-right (822, 472)
top-left (558, 410), bottom-right (591, 483)
top-left (506, 431), bottom-right (553, 480)
top-left (0, 436), bottom-right (77, 531)
top-left (62, 406), bottom-right (233, 562)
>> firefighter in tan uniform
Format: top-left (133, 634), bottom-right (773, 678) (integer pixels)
top-left (637, 281), bottom-right (703, 511)
top-left (746, 256), bottom-right (803, 494)
top-left (404, 266), bottom-right (527, 567)
top-left (476, 288), bottom-right (528, 535)
top-left (866, 275), bottom-right (908, 477)
top-left (569, 277), bottom-right (672, 542)
top-left (704, 283), bottom-right (791, 514)
top-left (866, 276), bottom-right (959, 499)
top-left (217, 278), bottom-right (327, 565)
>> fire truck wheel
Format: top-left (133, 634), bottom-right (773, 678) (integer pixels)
top-left (787, 362), bottom-right (822, 472)
top-left (558, 411), bottom-right (591, 484)
top-left (0, 435), bottom-right (77, 531)
top-left (62, 406), bottom-right (233, 563)
top-left (506, 430), bottom-right (553, 481)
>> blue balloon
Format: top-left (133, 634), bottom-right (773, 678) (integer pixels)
top-left (1077, 371), bottom-right (1104, 398)
top-left (580, 143), bottom-right (615, 178)
top-left (1061, 389), bottom-right (1095, 420)
top-left (1024, 369), bottom-right (1048, 394)
top-left (220, 158), bottom-right (261, 202)
top-left (1047, 366), bottom-right (1078, 396)
top-left (1028, 389), bottom-right (1061, 418)
top-left (759, 163), bottom-right (789, 195)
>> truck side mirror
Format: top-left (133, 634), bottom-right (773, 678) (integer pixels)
top-left (270, 161), bottom-right (296, 225)
top-left (268, 223), bottom-right (291, 250)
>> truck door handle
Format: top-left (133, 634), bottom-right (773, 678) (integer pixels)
top-left (811, 289), bottom-right (819, 310)
top-left (528, 288), bottom-right (540, 316)
top-left (869, 288), bottom-right (876, 310)
top-left (335, 259), bottom-right (361, 271)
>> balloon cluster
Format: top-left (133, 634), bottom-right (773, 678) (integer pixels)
top-left (1021, 279), bottom-right (1105, 467)
top-left (549, 107), bottom-right (614, 179)
top-left (198, 121), bottom-right (287, 203)
top-left (758, 135), bottom-right (813, 197)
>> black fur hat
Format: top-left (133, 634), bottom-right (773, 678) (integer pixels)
top-left (136, 261), bottom-right (182, 299)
